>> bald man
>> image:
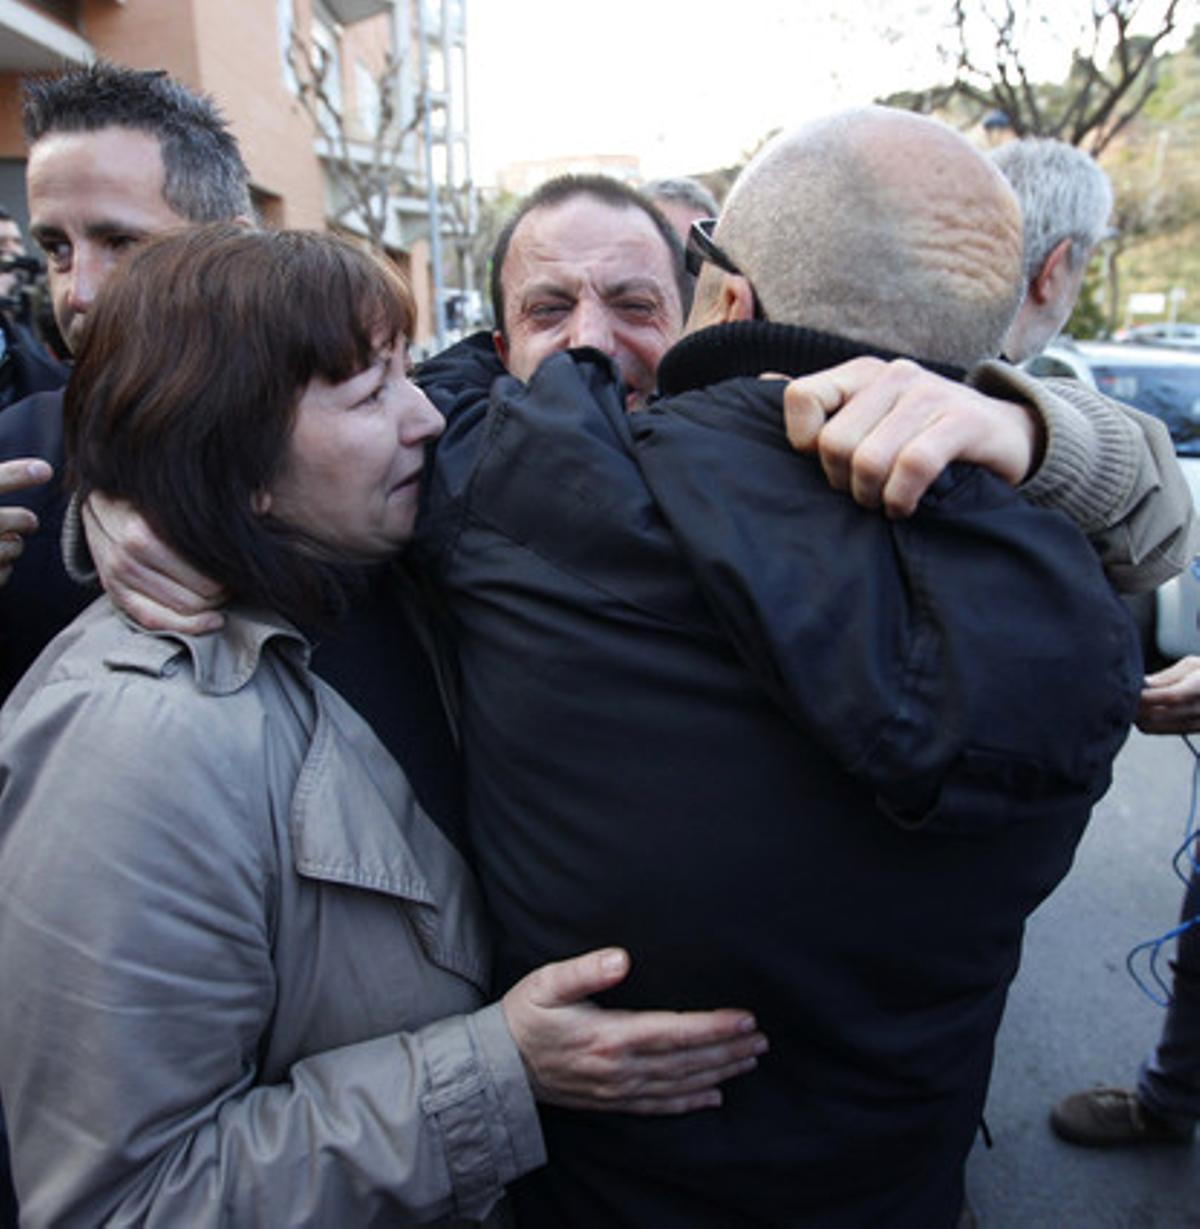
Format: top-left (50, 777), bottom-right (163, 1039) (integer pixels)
top-left (416, 107), bottom-right (1143, 1228)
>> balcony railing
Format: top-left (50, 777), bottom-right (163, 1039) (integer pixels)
top-left (0, 0), bottom-right (93, 73)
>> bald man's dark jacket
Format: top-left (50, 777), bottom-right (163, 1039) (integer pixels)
top-left (416, 324), bottom-right (1140, 1228)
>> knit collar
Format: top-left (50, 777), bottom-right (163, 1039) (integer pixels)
top-left (656, 321), bottom-right (966, 398)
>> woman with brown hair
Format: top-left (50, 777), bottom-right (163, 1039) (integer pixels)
top-left (0, 226), bottom-right (764, 1228)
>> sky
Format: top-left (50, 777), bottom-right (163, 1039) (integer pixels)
top-left (464, 0), bottom-right (1197, 186)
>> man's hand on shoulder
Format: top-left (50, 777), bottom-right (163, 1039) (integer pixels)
top-left (781, 357), bottom-right (1044, 517)
top-left (85, 492), bottom-right (227, 633)
top-left (0, 457), bottom-right (53, 585)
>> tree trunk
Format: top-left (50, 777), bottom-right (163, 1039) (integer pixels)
top-left (1104, 241), bottom-right (1124, 337)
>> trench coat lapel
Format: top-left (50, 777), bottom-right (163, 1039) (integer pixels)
top-left (290, 677), bottom-right (490, 991)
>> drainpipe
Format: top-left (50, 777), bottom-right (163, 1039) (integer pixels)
top-left (415, 0), bottom-right (445, 350)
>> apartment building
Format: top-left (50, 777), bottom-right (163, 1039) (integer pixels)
top-left (0, 0), bottom-right (471, 346)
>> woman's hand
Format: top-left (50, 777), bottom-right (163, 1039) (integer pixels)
top-left (84, 492), bottom-right (227, 633)
top-left (502, 947), bottom-right (768, 1115)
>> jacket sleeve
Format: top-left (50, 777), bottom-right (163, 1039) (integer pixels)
top-left (59, 491), bottom-right (96, 583)
top-left (967, 359), bottom-right (1198, 592)
top-left (416, 329), bottom-right (506, 418)
top-left (0, 678), bottom-right (542, 1228)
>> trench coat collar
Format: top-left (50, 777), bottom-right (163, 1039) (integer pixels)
top-left (102, 603), bottom-right (311, 695)
top-left (102, 600), bottom-right (489, 987)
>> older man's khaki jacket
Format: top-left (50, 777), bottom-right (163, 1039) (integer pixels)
top-left (972, 360), bottom-right (1197, 593)
top-left (0, 601), bottom-right (543, 1228)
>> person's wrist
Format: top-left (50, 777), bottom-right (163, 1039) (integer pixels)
top-left (1000, 397), bottom-right (1045, 483)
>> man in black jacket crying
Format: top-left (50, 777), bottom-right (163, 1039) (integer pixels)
top-left (415, 106), bottom-right (1145, 1228)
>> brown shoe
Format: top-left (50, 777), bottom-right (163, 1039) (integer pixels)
top-left (1050, 1086), bottom-right (1195, 1147)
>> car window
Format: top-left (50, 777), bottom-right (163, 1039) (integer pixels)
top-left (1025, 355), bottom-right (1079, 380)
top-left (1090, 363), bottom-right (1200, 456)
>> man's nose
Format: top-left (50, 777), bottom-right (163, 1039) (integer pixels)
top-left (567, 299), bottom-right (616, 356)
top-left (64, 248), bottom-right (105, 316)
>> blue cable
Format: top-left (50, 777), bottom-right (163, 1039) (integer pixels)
top-left (1126, 734), bottom-right (1200, 1007)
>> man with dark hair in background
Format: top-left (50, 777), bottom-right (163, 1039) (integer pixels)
top-left (0, 61), bottom-right (252, 698)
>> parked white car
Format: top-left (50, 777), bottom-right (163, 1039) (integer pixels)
top-left (1023, 340), bottom-right (1200, 658)
top-left (1116, 321), bottom-right (1200, 351)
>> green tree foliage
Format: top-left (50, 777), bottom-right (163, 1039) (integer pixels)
top-left (1065, 257), bottom-right (1110, 337)
top-left (1100, 39), bottom-right (1200, 327)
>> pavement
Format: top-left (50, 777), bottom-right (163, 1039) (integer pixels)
top-left (965, 728), bottom-right (1200, 1227)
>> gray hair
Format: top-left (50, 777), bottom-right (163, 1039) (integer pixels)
top-left (714, 108), bottom-right (1024, 369)
top-left (23, 62), bottom-right (252, 224)
top-left (991, 138), bottom-right (1112, 280)
top-left (644, 177), bottom-right (720, 218)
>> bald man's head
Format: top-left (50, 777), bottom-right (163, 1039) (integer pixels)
top-left (697, 107), bottom-right (1024, 369)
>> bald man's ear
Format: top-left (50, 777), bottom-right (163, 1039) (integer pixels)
top-left (493, 329), bottom-right (509, 368)
top-left (685, 268), bottom-right (757, 332)
top-left (716, 274), bottom-right (757, 324)
top-left (1030, 237), bottom-right (1074, 305)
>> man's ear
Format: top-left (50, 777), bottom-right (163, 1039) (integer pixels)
top-left (493, 329), bottom-right (508, 367)
top-left (1029, 237), bottom-right (1074, 305)
top-left (716, 274), bottom-right (757, 324)
top-left (252, 489), bottom-right (272, 515)
top-left (685, 268), bottom-right (757, 332)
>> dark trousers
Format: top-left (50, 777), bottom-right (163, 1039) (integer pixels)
top-left (1138, 859), bottom-right (1200, 1123)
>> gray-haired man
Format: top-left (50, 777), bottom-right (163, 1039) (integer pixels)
top-left (992, 137), bottom-right (1113, 362)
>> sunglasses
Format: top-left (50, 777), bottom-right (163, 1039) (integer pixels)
top-left (685, 218), bottom-right (766, 321)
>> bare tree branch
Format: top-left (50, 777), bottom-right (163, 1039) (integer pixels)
top-left (288, 28), bottom-right (425, 252)
top-left (946, 0), bottom-right (1180, 151)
